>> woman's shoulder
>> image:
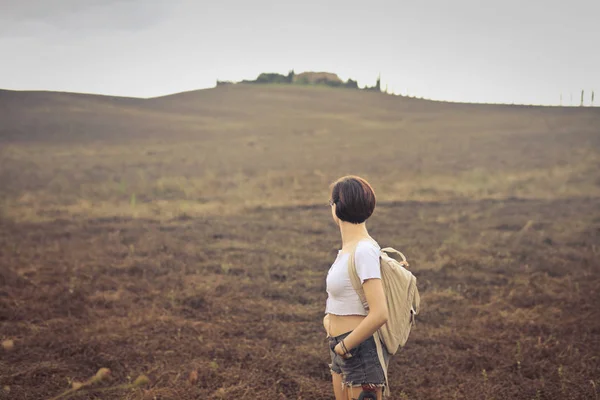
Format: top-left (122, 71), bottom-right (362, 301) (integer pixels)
top-left (355, 238), bottom-right (380, 255)
top-left (357, 237), bottom-right (380, 249)
top-left (354, 239), bottom-right (382, 278)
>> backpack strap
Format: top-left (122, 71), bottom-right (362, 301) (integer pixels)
top-left (380, 247), bottom-right (409, 267)
top-left (373, 330), bottom-right (391, 397)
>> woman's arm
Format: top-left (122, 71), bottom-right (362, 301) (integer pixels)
top-left (334, 277), bottom-right (388, 354)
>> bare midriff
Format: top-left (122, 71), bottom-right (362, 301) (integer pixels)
top-left (323, 313), bottom-right (366, 337)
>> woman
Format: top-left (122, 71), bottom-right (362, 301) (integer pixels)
top-left (323, 175), bottom-right (390, 400)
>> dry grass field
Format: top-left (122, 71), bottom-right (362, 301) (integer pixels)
top-left (0, 84), bottom-right (599, 399)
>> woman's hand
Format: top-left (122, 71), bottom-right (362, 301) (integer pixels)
top-left (334, 341), bottom-right (352, 359)
top-left (334, 343), bottom-right (344, 356)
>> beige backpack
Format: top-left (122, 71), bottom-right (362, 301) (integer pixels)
top-left (348, 239), bottom-right (420, 355)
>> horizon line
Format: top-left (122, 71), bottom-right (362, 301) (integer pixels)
top-left (0, 85), bottom-right (597, 109)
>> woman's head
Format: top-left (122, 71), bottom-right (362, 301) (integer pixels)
top-left (329, 175), bottom-right (376, 225)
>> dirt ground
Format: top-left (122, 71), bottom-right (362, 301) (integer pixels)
top-left (1, 85), bottom-right (599, 399)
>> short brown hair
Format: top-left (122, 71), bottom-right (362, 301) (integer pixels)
top-left (329, 175), bottom-right (376, 224)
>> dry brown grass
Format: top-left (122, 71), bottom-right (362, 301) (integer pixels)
top-left (0, 85), bottom-right (599, 399)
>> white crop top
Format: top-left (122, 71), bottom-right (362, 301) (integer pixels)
top-left (325, 240), bottom-right (382, 316)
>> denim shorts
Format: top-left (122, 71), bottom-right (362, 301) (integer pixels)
top-left (328, 331), bottom-right (388, 387)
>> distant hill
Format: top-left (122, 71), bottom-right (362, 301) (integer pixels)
top-left (1, 83), bottom-right (599, 224)
top-left (0, 84), bottom-right (597, 145)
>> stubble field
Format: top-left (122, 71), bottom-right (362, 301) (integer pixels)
top-left (1, 85), bottom-right (599, 399)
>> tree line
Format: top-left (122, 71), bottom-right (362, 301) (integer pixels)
top-left (217, 70), bottom-right (382, 92)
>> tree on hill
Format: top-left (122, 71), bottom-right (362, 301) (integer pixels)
top-left (231, 70), bottom-right (369, 91)
top-left (286, 70), bottom-right (295, 83)
top-left (363, 74), bottom-right (382, 92)
top-left (345, 79), bottom-right (358, 89)
top-left (255, 72), bottom-right (289, 84)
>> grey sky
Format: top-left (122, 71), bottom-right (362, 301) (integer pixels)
top-left (1, 0), bottom-right (598, 105)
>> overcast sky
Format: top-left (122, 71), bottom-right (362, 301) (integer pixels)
top-left (1, 0), bottom-right (598, 105)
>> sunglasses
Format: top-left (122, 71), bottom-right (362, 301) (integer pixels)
top-left (328, 199), bottom-right (336, 206)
